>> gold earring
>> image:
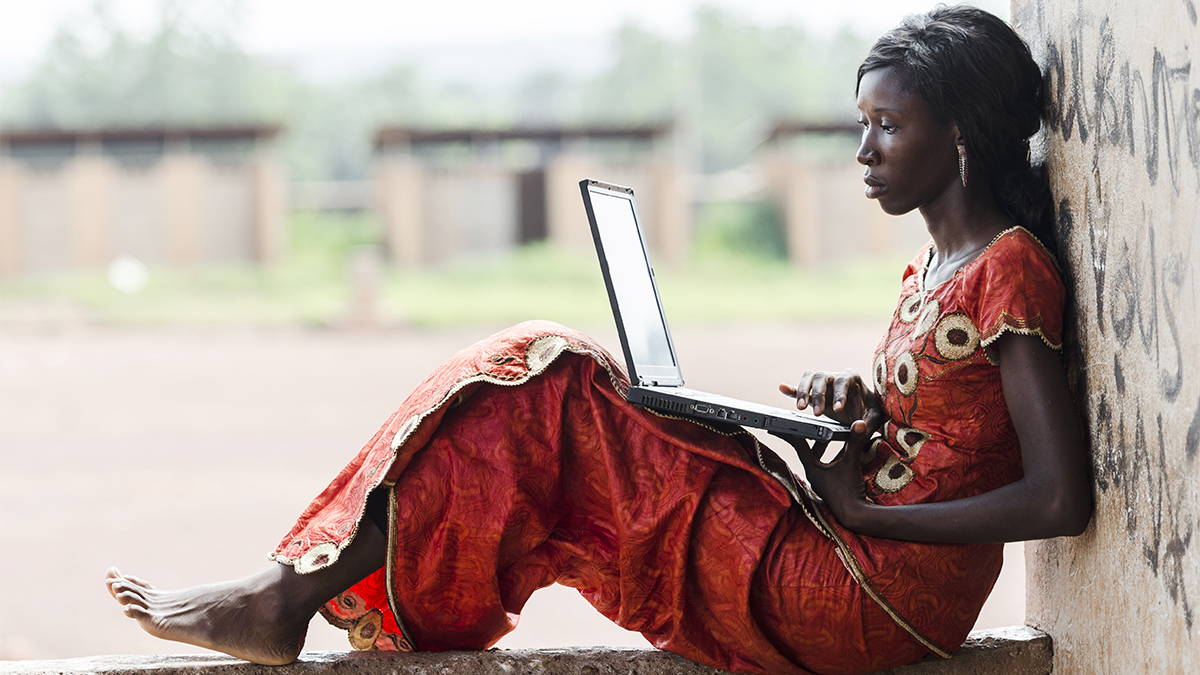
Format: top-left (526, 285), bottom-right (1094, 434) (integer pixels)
top-left (957, 144), bottom-right (968, 187)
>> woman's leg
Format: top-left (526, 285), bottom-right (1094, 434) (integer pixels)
top-left (105, 518), bottom-right (386, 665)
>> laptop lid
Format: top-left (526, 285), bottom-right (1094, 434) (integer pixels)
top-left (579, 178), bottom-right (683, 387)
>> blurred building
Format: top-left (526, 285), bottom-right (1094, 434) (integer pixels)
top-left (0, 125), bottom-right (286, 278)
top-left (374, 124), bottom-right (689, 268)
top-left (761, 122), bottom-right (928, 266)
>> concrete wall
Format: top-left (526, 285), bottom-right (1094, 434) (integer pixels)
top-left (380, 153), bottom-right (690, 268)
top-left (762, 152), bottom-right (928, 267)
top-left (0, 149), bottom-right (285, 277)
top-left (545, 154), bottom-right (691, 266)
top-left (1011, 1), bottom-right (1199, 672)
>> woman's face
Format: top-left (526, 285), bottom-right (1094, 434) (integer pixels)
top-left (855, 67), bottom-right (962, 216)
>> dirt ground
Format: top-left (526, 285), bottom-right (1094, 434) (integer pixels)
top-left (0, 320), bottom-right (1023, 661)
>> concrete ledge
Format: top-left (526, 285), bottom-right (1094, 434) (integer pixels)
top-left (0, 627), bottom-right (1050, 675)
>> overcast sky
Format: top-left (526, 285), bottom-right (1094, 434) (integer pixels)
top-left (0, 0), bottom-right (1010, 86)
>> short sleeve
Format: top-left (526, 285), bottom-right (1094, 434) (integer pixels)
top-left (974, 229), bottom-right (1065, 350)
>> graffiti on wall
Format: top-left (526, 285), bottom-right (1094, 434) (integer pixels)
top-left (1017, 0), bottom-right (1199, 632)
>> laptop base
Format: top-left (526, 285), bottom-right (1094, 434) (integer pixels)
top-left (628, 386), bottom-right (847, 442)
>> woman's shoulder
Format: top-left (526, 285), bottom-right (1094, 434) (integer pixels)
top-left (965, 227), bottom-right (1066, 349)
top-left (980, 226), bottom-right (1061, 272)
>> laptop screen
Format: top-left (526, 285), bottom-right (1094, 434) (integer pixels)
top-left (586, 185), bottom-right (680, 383)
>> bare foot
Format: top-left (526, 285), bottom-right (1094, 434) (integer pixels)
top-left (105, 566), bottom-right (310, 665)
top-left (105, 520), bottom-right (387, 664)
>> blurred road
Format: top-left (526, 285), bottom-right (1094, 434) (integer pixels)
top-left (0, 321), bottom-right (1022, 660)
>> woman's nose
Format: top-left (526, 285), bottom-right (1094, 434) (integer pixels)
top-left (856, 136), bottom-right (878, 166)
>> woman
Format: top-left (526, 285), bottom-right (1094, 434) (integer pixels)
top-left (105, 6), bottom-right (1091, 675)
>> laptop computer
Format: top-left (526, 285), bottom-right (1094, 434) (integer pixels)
top-left (579, 178), bottom-right (851, 443)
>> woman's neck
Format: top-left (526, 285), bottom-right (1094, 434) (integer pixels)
top-left (919, 185), bottom-right (1012, 286)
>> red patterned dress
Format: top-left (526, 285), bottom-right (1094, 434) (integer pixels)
top-left (270, 227), bottom-right (1063, 675)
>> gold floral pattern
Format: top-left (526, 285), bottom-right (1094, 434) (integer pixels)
top-left (911, 298), bottom-right (940, 339)
top-left (296, 541), bottom-right (341, 574)
top-left (349, 609), bottom-right (385, 650)
top-left (934, 314), bottom-right (980, 361)
top-left (873, 352), bottom-right (888, 394)
top-left (894, 427), bottom-right (929, 458)
top-left (898, 293), bottom-right (923, 322)
top-left (893, 351), bottom-right (918, 396)
top-left (526, 334), bottom-right (570, 374)
top-left (875, 454), bottom-right (915, 493)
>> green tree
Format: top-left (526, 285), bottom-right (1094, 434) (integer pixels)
top-left (579, 23), bottom-right (679, 125)
top-left (2, 0), bottom-right (291, 129)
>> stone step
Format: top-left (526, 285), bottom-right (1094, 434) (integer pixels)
top-left (0, 627), bottom-right (1050, 675)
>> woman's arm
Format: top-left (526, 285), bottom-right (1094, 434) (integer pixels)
top-left (779, 333), bottom-right (1093, 544)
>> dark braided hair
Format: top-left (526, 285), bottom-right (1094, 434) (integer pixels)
top-left (856, 5), bottom-right (1056, 255)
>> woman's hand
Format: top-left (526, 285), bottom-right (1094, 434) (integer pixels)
top-left (770, 420), bottom-right (875, 529)
top-left (779, 369), bottom-right (884, 431)
top-left (774, 369), bottom-right (884, 528)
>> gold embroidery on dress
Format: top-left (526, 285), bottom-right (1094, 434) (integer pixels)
top-left (894, 427), bottom-right (929, 458)
top-left (875, 455), bottom-right (915, 492)
top-left (525, 334), bottom-right (571, 374)
top-left (934, 313), bottom-right (980, 361)
top-left (911, 298), bottom-right (940, 339)
top-left (898, 293), bottom-right (923, 322)
top-left (296, 541), bottom-right (340, 574)
top-left (893, 351), bottom-right (918, 396)
top-left (980, 311), bottom-right (1061, 351)
top-left (349, 609), bottom-right (384, 650)
top-left (873, 352), bottom-right (888, 395)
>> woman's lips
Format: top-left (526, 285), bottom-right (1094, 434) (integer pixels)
top-left (863, 175), bottom-right (885, 199)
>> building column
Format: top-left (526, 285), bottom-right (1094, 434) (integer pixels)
top-left (160, 154), bottom-right (207, 265)
top-left (0, 161), bottom-right (21, 277)
top-left (545, 153), bottom-right (602, 253)
top-left (647, 158), bottom-right (690, 268)
top-left (67, 154), bottom-right (115, 267)
top-left (252, 155), bottom-right (286, 264)
top-left (376, 157), bottom-right (424, 267)
top-left (766, 155), bottom-right (820, 268)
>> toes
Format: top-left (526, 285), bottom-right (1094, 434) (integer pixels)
top-left (106, 567), bottom-right (156, 588)
top-left (123, 603), bottom-right (152, 621)
top-left (113, 585), bottom-right (150, 607)
top-left (123, 574), bottom-right (157, 589)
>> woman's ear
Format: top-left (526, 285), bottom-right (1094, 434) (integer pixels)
top-left (949, 121), bottom-right (964, 146)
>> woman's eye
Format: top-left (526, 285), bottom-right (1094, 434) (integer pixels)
top-left (857, 119), bottom-right (869, 129)
top-left (881, 125), bottom-right (897, 134)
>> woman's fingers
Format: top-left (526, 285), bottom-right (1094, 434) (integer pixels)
top-left (849, 419), bottom-right (870, 444)
top-left (796, 370), bottom-right (816, 409)
top-left (808, 372), bottom-right (832, 415)
top-left (784, 369), bottom-right (875, 421)
top-left (831, 369), bottom-right (867, 414)
top-left (830, 370), bottom-right (856, 413)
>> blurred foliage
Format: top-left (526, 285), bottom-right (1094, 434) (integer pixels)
top-left (2, 0), bottom-right (292, 127)
top-left (0, 210), bottom-right (904, 329)
top-left (693, 199), bottom-right (787, 261)
top-left (0, 0), bottom-right (872, 179)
